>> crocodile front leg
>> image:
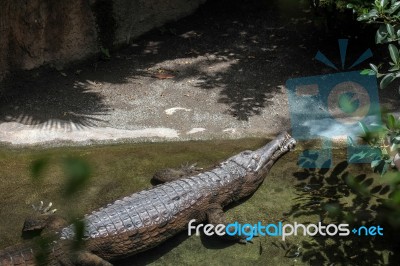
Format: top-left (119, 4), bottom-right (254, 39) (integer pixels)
top-left (152, 163), bottom-right (203, 183)
top-left (22, 201), bottom-right (67, 239)
top-left (206, 205), bottom-right (252, 244)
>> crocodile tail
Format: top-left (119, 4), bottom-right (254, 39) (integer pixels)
top-left (0, 239), bottom-right (73, 266)
top-left (0, 243), bottom-right (37, 266)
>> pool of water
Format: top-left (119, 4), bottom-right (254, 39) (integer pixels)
top-left (0, 139), bottom-right (395, 265)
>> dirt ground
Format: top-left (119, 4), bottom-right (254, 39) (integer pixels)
top-left (0, 0), bottom-right (399, 146)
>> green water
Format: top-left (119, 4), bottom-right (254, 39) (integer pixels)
top-left (0, 139), bottom-right (394, 265)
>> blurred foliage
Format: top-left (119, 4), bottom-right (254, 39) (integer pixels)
top-left (31, 158), bottom-right (50, 182)
top-left (62, 158), bottom-right (92, 198)
top-left (29, 156), bottom-right (92, 264)
top-left (33, 235), bottom-right (54, 266)
top-left (290, 160), bottom-right (400, 264)
top-left (30, 156), bottom-right (92, 197)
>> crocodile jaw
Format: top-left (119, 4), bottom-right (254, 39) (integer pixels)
top-left (254, 132), bottom-right (296, 172)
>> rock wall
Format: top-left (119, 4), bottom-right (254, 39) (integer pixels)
top-left (0, 0), bottom-right (206, 81)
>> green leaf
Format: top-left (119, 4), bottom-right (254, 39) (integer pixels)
top-left (376, 25), bottom-right (389, 43)
top-left (392, 136), bottom-right (400, 144)
top-left (349, 148), bottom-right (381, 163)
top-left (389, 43), bottom-right (400, 64)
top-left (370, 63), bottom-right (379, 73)
top-left (373, 159), bottom-right (390, 176)
top-left (359, 121), bottom-right (370, 135)
top-left (390, 190), bottom-right (400, 204)
top-left (63, 158), bottom-right (91, 198)
top-left (376, 31), bottom-right (387, 43)
top-left (31, 158), bottom-right (49, 182)
top-left (382, 172), bottom-right (400, 185)
top-left (348, 136), bottom-right (356, 146)
top-left (358, 9), bottom-right (379, 21)
top-left (390, 143), bottom-right (400, 151)
top-left (338, 92), bottom-right (360, 114)
top-left (389, 1), bottom-right (400, 13)
top-left (345, 175), bottom-right (370, 197)
top-left (33, 235), bottom-right (53, 266)
top-left (71, 219), bottom-right (86, 251)
top-left (371, 159), bottom-right (381, 168)
top-left (380, 73), bottom-right (396, 89)
top-left (324, 203), bottom-right (342, 218)
top-left (360, 69), bottom-right (375, 75)
top-left (387, 24), bottom-right (396, 37)
top-left (388, 114), bottom-right (396, 129)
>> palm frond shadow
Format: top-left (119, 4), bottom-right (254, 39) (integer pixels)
top-left (0, 69), bottom-right (109, 130)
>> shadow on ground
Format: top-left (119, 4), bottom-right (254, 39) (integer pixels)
top-left (1, 0), bottom-right (397, 130)
top-left (0, 70), bottom-right (109, 129)
top-left (288, 158), bottom-right (400, 265)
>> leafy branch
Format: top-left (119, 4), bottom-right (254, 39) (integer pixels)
top-left (352, 114), bottom-right (400, 176)
top-left (348, 0), bottom-right (400, 90)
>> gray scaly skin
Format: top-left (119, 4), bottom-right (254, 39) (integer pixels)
top-left (0, 132), bottom-right (296, 265)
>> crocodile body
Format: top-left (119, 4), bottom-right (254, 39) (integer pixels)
top-left (0, 132), bottom-right (296, 265)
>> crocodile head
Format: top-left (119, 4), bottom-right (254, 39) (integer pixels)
top-left (232, 132), bottom-right (296, 198)
top-left (252, 131), bottom-right (296, 173)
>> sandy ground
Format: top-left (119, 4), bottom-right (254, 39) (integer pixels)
top-left (0, 1), bottom-right (399, 147)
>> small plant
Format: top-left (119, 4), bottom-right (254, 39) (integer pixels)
top-left (100, 47), bottom-right (111, 60)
